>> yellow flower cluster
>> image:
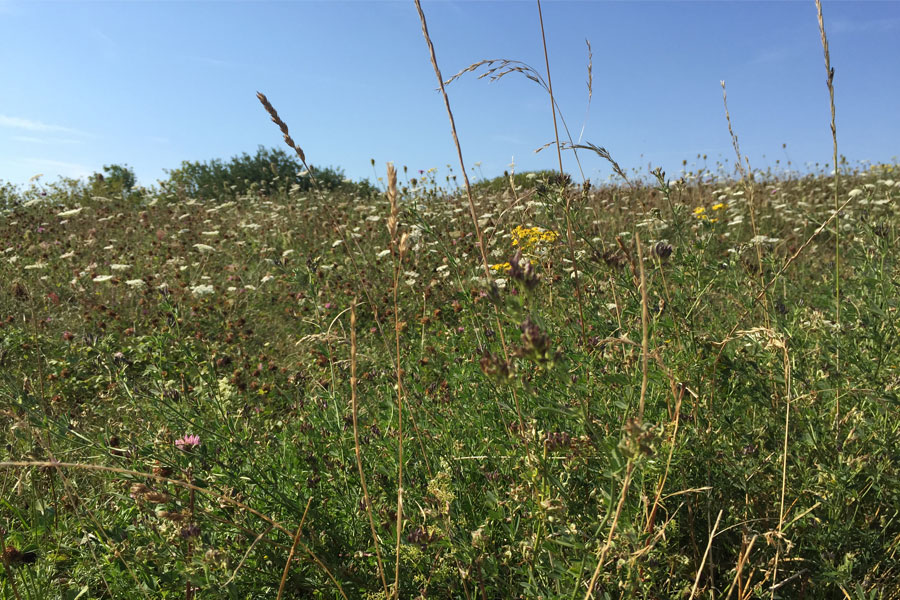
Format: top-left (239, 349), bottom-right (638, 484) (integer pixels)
top-left (510, 225), bottom-right (559, 253)
top-left (491, 262), bottom-right (512, 272)
top-left (693, 203), bottom-right (724, 223)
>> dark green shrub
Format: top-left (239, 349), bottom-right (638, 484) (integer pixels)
top-left (472, 169), bottom-right (571, 195)
top-left (0, 181), bottom-right (20, 208)
top-left (162, 146), bottom-right (374, 200)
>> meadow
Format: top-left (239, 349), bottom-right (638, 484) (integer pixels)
top-left (1, 149), bottom-right (898, 598)
top-left (2, 4), bottom-right (900, 598)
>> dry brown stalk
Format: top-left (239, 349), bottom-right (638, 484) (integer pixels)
top-left (255, 91), bottom-right (396, 369)
top-left (690, 509), bottom-right (724, 598)
top-left (537, 0), bottom-right (586, 345)
top-left (277, 497), bottom-right (313, 600)
top-left (223, 525), bottom-right (274, 587)
top-left (386, 162), bottom-right (407, 600)
top-left (771, 340), bottom-right (792, 600)
top-left (583, 235), bottom-right (653, 599)
top-left (413, 0), bottom-right (525, 433)
top-left (256, 91), bottom-right (307, 167)
top-left (635, 233), bottom-right (649, 420)
top-left (721, 80), bottom-right (768, 322)
top-left (551, 141), bottom-right (636, 198)
top-left (582, 459), bottom-right (635, 599)
top-left (723, 534), bottom-right (758, 600)
top-left (578, 39), bottom-right (592, 144)
top-left (644, 386), bottom-right (684, 537)
top-left (537, 0), bottom-right (564, 180)
top-left (815, 0), bottom-right (841, 426)
top-left (350, 299), bottom-right (389, 597)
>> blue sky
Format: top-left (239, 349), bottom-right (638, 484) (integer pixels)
top-left (1, 0), bottom-right (898, 189)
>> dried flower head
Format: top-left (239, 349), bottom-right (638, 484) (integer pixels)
top-left (509, 250), bottom-right (539, 290)
top-left (651, 242), bottom-right (673, 261)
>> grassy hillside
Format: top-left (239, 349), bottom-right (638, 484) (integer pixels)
top-left (1, 162), bottom-right (899, 598)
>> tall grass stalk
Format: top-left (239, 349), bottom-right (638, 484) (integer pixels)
top-left (413, 0), bottom-right (525, 433)
top-left (350, 298), bottom-right (389, 597)
top-left (689, 510), bottom-right (724, 599)
top-left (636, 233), bottom-right (649, 420)
top-left (276, 497), bottom-right (313, 600)
top-left (771, 342), bottom-right (792, 599)
top-left (536, 0), bottom-right (586, 345)
top-left (386, 162), bottom-right (407, 600)
top-left (723, 535), bottom-right (758, 600)
top-left (720, 81), bottom-right (769, 325)
top-left (814, 0), bottom-right (841, 426)
top-left (256, 92), bottom-right (396, 366)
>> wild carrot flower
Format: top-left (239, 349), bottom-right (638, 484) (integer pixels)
top-left (175, 434), bottom-right (200, 451)
top-left (57, 207), bottom-right (84, 218)
top-left (190, 284), bottom-right (215, 297)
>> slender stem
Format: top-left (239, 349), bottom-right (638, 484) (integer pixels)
top-left (815, 0), bottom-right (840, 427)
top-left (538, 0), bottom-right (587, 346)
top-left (636, 233), bottom-right (649, 420)
top-left (582, 460), bottom-right (634, 599)
top-left (350, 299), bottom-right (390, 597)
top-left (771, 346), bottom-right (792, 600)
top-left (689, 510), bottom-right (724, 599)
top-left (277, 497), bottom-right (313, 600)
top-left (386, 163), bottom-right (405, 600)
top-left (413, 0), bottom-right (525, 433)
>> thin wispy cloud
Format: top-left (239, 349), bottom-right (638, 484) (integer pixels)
top-left (12, 135), bottom-right (82, 145)
top-left (21, 158), bottom-right (93, 179)
top-left (831, 17), bottom-right (900, 35)
top-left (189, 55), bottom-right (240, 68)
top-left (0, 115), bottom-right (86, 136)
top-left (92, 27), bottom-right (118, 59)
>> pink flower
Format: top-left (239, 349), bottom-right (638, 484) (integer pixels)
top-left (175, 434), bottom-right (200, 451)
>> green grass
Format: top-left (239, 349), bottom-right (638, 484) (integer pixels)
top-left (1, 162), bottom-right (899, 599)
